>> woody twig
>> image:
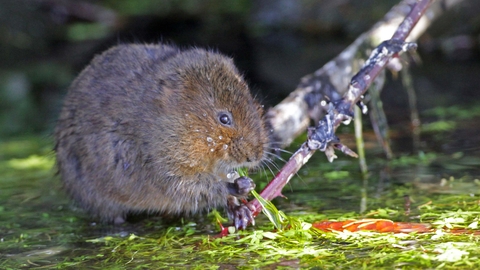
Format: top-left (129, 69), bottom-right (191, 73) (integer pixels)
top-left (249, 0), bottom-right (432, 218)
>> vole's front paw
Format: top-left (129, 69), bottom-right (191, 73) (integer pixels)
top-left (227, 196), bottom-right (256, 230)
top-left (227, 176), bottom-right (256, 197)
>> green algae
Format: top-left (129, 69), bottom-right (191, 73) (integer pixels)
top-left (1, 125), bottom-right (480, 269)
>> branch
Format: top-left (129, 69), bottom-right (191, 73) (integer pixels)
top-left (249, 0), bottom-right (432, 218)
top-left (266, 0), bottom-right (463, 149)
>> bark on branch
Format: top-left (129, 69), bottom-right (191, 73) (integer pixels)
top-left (266, 0), bottom-right (463, 149)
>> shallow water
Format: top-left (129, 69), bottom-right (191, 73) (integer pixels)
top-left (1, 109), bottom-right (479, 268)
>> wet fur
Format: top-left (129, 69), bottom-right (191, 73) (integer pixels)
top-left (54, 44), bottom-right (269, 223)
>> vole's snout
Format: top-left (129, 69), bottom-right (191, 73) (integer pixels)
top-left (230, 135), bottom-right (264, 167)
top-left (246, 146), bottom-right (264, 163)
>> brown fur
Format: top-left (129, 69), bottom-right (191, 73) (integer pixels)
top-left (54, 44), bottom-right (269, 223)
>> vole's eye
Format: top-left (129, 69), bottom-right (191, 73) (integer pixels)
top-left (218, 112), bottom-right (232, 126)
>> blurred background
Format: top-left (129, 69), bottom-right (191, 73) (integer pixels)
top-left (1, 0), bottom-right (479, 139)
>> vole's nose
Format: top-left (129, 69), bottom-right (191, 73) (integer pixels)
top-left (244, 145), bottom-right (263, 164)
top-left (231, 136), bottom-right (263, 166)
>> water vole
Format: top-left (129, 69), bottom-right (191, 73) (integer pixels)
top-left (54, 44), bottom-right (270, 228)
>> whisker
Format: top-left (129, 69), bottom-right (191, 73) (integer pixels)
top-left (262, 158), bottom-right (281, 175)
top-left (264, 139), bottom-right (290, 148)
top-left (261, 160), bottom-right (276, 177)
top-left (267, 147), bottom-right (293, 155)
top-left (260, 164), bottom-right (270, 180)
top-left (266, 151), bottom-right (287, 163)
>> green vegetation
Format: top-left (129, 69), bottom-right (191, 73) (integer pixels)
top-left (0, 134), bottom-right (479, 269)
top-left (60, 196), bottom-right (480, 269)
top-left (422, 104), bottom-right (480, 133)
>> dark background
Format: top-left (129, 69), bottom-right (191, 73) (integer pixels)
top-left (1, 0), bottom-right (479, 138)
